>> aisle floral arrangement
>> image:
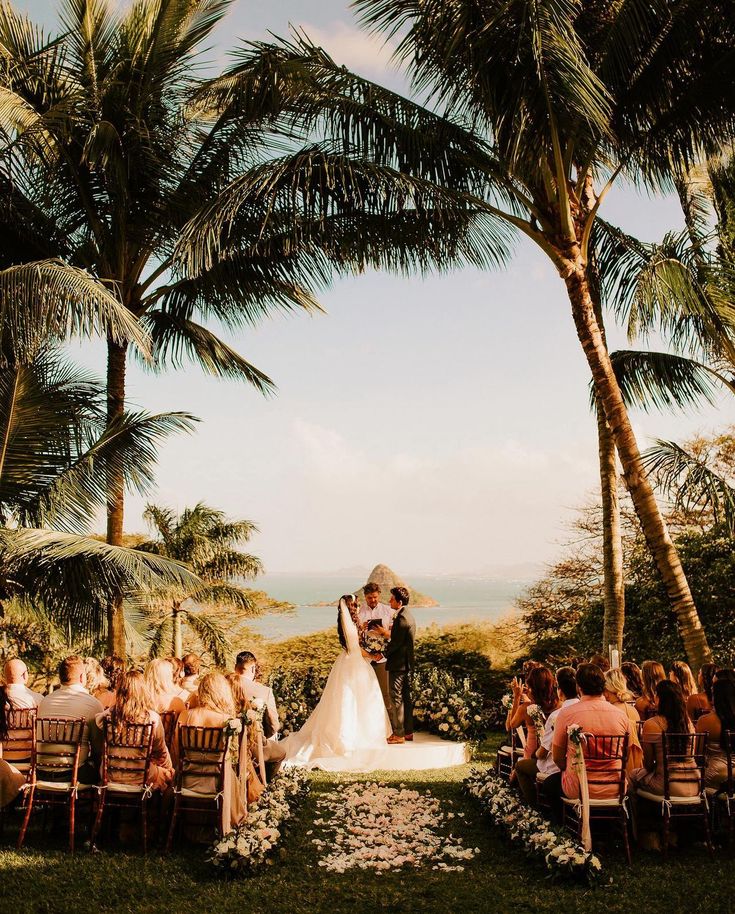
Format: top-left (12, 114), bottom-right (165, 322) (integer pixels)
top-left (311, 781), bottom-right (480, 874)
top-left (411, 667), bottom-right (488, 744)
top-left (209, 768), bottom-right (310, 875)
top-left (269, 667), bottom-right (327, 736)
top-left (464, 769), bottom-right (602, 883)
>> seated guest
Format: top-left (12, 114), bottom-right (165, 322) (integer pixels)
top-left (630, 680), bottom-right (699, 798)
top-left (621, 662), bottom-right (643, 700)
top-left (511, 666), bottom-right (558, 801)
top-left (37, 655), bottom-right (104, 782)
top-left (145, 659), bottom-right (187, 716)
top-left (84, 657), bottom-right (115, 709)
top-left (0, 685), bottom-right (26, 809)
top-left (635, 660), bottom-right (666, 720)
top-left (589, 654), bottom-right (611, 673)
top-left (697, 663), bottom-right (717, 714)
top-left (232, 651), bottom-right (286, 779)
top-left (176, 672), bottom-right (245, 829)
top-left (696, 676), bottom-right (735, 790)
top-left (226, 674), bottom-right (266, 805)
top-left (179, 654), bottom-right (200, 702)
top-left (551, 663), bottom-right (632, 802)
top-left (95, 671), bottom-right (173, 792)
top-left (517, 666), bottom-right (578, 815)
top-left (100, 656), bottom-right (125, 695)
top-left (3, 659), bottom-right (43, 709)
top-left (604, 668), bottom-right (643, 771)
top-left (669, 660), bottom-right (702, 720)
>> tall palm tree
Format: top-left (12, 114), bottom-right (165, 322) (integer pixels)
top-left (136, 502), bottom-right (264, 662)
top-left (184, 8), bottom-right (735, 666)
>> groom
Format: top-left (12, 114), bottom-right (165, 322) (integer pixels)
top-left (385, 586), bottom-right (416, 745)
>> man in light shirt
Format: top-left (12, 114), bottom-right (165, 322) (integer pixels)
top-left (3, 659), bottom-right (44, 709)
top-left (233, 650), bottom-right (286, 778)
top-left (37, 655), bottom-right (103, 782)
top-left (358, 582), bottom-right (395, 711)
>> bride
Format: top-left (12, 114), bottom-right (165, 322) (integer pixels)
top-left (281, 594), bottom-right (391, 771)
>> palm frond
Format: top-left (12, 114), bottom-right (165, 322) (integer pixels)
top-left (182, 606), bottom-right (230, 667)
top-left (642, 440), bottom-right (735, 535)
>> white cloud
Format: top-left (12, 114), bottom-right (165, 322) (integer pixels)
top-left (298, 21), bottom-right (398, 81)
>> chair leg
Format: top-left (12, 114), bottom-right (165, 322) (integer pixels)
top-left (662, 811), bottom-right (670, 860)
top-left (17, 785), bottom-right (34, 849)
top-left (69, 794), bottom-right (76, 854)
top-left (91, 791), bottom-right (105, 847)
top-left (141, 800), bottom-right (148, 856)
top-left (621, 810), bottom-right (633, 866)
top-left (165, 795), bottom-right (180, 854)
top-left (703, 808), bottom-right (714, 857)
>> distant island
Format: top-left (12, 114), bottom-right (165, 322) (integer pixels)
top-left (309, 563), bottom-right (439, 608)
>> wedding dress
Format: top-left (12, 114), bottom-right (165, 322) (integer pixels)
top-left (281, 599), bottom-right (391, 772)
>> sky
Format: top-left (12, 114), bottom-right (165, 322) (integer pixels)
top-left (16, 0), bottom-right (735, 576)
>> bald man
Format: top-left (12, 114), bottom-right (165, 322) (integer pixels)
top-left (3, 659), bottom-right (43, 709)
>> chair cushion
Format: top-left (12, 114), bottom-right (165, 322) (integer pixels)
top-left (105, 782), bottom-right (148, 795)
top-left (636, 789), bottom-right (703, 805)
top-left (497, 746), bottom-right (512, 755)
top-left (562, 796), bottom-right (624, 808)
top-left (178, 787), bottom-right (220, 799)
top-left (35, 781), bottom-right (93, 793)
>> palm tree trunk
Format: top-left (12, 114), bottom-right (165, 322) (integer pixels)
top-left (596, 395), bottom-right (625, 654)
top-left (590, 294), bottom-right (626, 656)
top-left (563, 262), bottom-right (711, 669)
top-left (106, 338), bottom-right (128, 657)
top-left (172, 603), bottom-right (183, 658)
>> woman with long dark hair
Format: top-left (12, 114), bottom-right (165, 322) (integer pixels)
top-left (0, 684), bottom-right (26, 808)
top-left (635, 660), bottom-right (666, 721)
top-left (621, 662), bottom-right (643, 699)
top-left (512, 666), bottom-right (559, 804)
top-left (696, 676), bottom-right (735, 789)
top-left (631, 680), bottom-right (698, 798)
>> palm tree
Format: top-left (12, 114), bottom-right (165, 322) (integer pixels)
top-left (136, 503), bottom-right (264, 662)
top-left (184, 8), bottom-right (735, 666)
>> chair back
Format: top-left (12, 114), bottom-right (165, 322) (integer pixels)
top-left (582, 733), bottom-right (629, 799)
top-left (2, 707), bottom-right (37, 777)
top-left (661, 731), bottom-right (707, 801)
top-left (160, 711), bottom-right (177, 749)
top-left (175, 725), bottom-right (230, 797)
top-left (36, 717), bottom-right (86, 784)
top-left (101, 719), bottom-right (154, 789)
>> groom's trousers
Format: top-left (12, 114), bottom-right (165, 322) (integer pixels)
top-left (371, 660), bottom-right (392, 712)
top-left (388, 670), bottom-right (413, 738)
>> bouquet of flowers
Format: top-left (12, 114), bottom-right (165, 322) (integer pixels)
top-left (501, 693), bottom-right (513, 711)
top-left (362, 629), bottom-right (389, 654)
top-left (223, 717), bottom-right (243, 766)
top-left (526, 703), bottom-right (546, 741)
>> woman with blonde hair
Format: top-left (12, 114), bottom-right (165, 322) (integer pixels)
top-left (635, 660), bottom-right (666, 721)
top-left (668, 660), bottom-right (707, 720)
top-left (145, 659), bottom-right (186, 716)
top-left (176, 672), bottom-right (245, 829)
top-left (84, 657), bottom-right (115, 709)
top-left (95, 670), bottom-right (173, 791)
top-left (604, 668), bottom-right (643, 771)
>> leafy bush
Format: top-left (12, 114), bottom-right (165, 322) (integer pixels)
top-left (411, 666), bottom-right (489, 742)
top-left (269, 667), bottom-right (328, 737)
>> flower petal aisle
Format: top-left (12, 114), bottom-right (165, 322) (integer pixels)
top-left (310, 782), bottom-right (480, 874)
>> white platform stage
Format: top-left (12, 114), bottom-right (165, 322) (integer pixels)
top-left (285, 732), bottom-right (470, 773)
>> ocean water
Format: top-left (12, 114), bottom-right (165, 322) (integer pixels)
top-left (246, 573), bottom-right (529, 640)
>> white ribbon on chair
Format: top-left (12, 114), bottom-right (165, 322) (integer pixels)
top-left (568, 727), bottom-right (592, 852)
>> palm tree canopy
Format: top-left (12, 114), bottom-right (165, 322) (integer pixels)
top-left (138, 502), bottom-right (262, 581)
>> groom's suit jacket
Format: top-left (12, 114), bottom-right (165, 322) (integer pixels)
top-left (385, 607), bottom-right (416, 672)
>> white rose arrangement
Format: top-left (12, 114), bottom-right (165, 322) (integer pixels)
top-left (464, 769), bottom-right (602, 882)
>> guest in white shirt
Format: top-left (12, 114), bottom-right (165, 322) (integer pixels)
top-left (536, 667), bottom-right (579, 818)
top-left (3, 659), bottom-right (43, 709)
top-left (233, 651), bottom-right (286, 778)
top-left (37, 655), bottom-right (104, 782)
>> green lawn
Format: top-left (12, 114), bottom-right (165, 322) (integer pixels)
top-left (0, 738), bottom-right (733, 914)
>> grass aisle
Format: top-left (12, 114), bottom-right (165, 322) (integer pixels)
top-left (0, 741), bottom-right (732, 914)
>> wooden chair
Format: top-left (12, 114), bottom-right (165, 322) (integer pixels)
top-left (495, 727), bottom-right (525, 780)
top-left (635, 731), bottom-right (712, 858)
top-left (562, 733), bottom-right (632, 864)
top-left (91, 720), bottom-right (154, 853)
top-left (18, 717), bottom-right (92, 853)
top-left (160, 711), bottom-right (177, 751)
top-left (706, 729), bottom-right (735, 849)
top-left (166, 725), bottom-right (231, 852)
top-left (0, 708), bottom-right (36, 843)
